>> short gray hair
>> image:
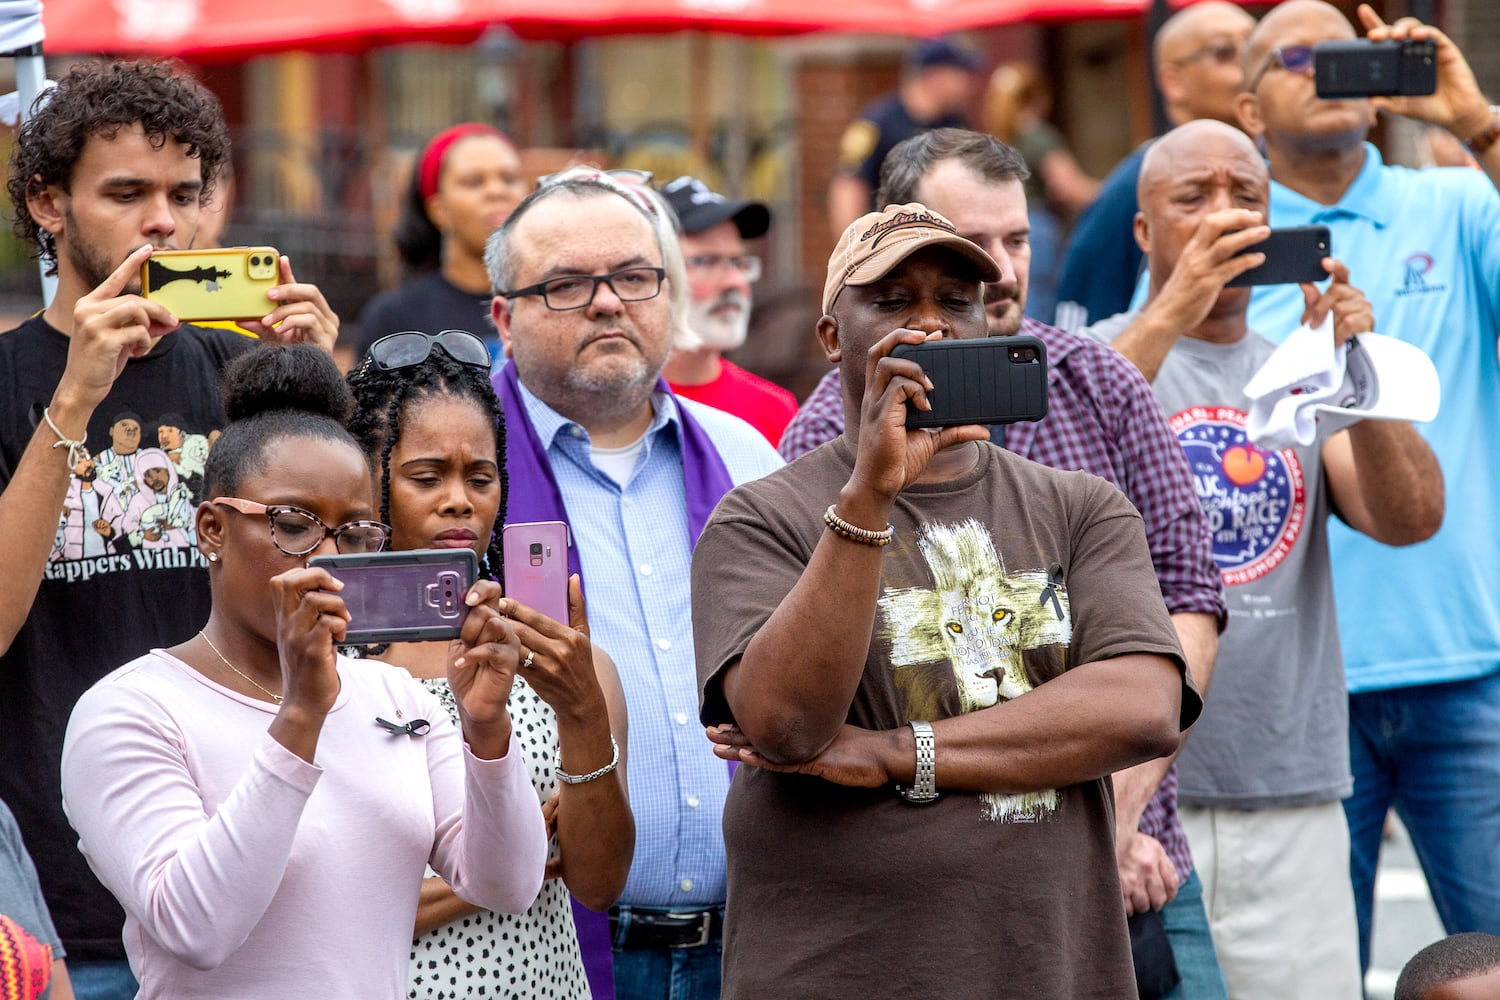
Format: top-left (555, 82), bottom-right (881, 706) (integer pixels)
top-left (875, 128), bottom-right (1030, 207)
top-left (484, 175), bottom-right (665, 294)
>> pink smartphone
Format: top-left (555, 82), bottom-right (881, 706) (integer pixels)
top-left (502, 521), bottom-right (571, 625)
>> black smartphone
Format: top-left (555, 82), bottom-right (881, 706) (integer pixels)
top-left (1314, 39), bottom-right (1437, 98)
top-left (889, 336), bottom-right (1048, 429)
top-left (308, 549), bottom-right (478, 645)
top-left (1226, 225), bottom-right (1331, 288)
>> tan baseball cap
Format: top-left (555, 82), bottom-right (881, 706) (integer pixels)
top-left (822, 203), bottom-right (1001, 315)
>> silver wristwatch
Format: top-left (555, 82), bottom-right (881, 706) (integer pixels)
top-left (897, 720), bottom-right (938, 804)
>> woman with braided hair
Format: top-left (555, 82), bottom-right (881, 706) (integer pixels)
top-left (346, 329), bottom-right (632, 1000)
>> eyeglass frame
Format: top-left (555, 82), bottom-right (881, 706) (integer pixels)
top-left (499, 266), bottom-right (668, 312)
top-left (211, 497), bottom-right (392, 556)
top-left (683, 254), bottom-right (763, 283)
top-left (1172, 38), bottom-right (1242, 68)
top-left (361, 329), bottom-right (491, 374)
top-left (1247, 44), bottom-right (1315, 92)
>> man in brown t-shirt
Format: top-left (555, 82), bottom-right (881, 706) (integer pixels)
top-left (691, 203), bottom-right (1201, 998)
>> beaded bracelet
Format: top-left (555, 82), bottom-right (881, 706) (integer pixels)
top-left (823, 504), bottom-right (894, 547)
top-left (1465, 106), bottom-right (1500, 155)
top-left (556, 735), bottom-right (620, 785)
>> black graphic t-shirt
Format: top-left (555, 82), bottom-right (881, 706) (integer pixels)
top-left (693, 439), bottom-right (1193, 998)
top-left (0, 314), bottom-right (251, 961)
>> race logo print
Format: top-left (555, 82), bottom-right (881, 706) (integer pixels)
top-left (1171, 406), bottom-right (1306, 587)
top-left (1396, 251), bottom-right (1447, 297)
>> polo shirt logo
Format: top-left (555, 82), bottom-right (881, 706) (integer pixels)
top-left (1396, 252), bottom-right (1447, 297)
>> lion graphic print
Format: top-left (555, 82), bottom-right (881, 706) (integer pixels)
top-left (878, 519), bottom-right (1071, 822)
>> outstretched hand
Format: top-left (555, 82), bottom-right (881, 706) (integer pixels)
top-left (1299, 257), bottom-right (1374, 347)
top-left (270, 564), bottom-right (349, 715)
top-left (847, 328), bottom-right (990, 505)
top-left (59, 244), bottom-right (179, 411)
top-left (448, 579), bottom-right (522, 758)
top-left (1357, 3), bottom-right (1493, 138)
top-left (499, 574), bottom-right (604, 724)
top-left (237, 255), bottom-right (340, 352)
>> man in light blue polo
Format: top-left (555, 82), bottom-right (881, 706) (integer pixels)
top-left (488, 173), bottom-right (782, 999)
top-left (1235, 0), bottom-right (1500, 975)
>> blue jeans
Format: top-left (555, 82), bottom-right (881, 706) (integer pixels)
top-left (68, 960), bottom-right (138, 1000)
top-left (611, 910), bottom-right (721, 1000)
top-left (1346, 671), bottom-right (1500, 973)
top-left (1160, 869), bottom-right (1229, 1000)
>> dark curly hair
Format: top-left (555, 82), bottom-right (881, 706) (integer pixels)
top-left (345, 341), bottom-right (508, 581)
top-left (204, 344), bottom-right (362, 499)
top-left (8, 59), bottom-right (231, 273)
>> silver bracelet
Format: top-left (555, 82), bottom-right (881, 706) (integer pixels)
top-left (897, 721), bottom-right (938, 804)
top-left (555, 735), bottom-right (620, 785)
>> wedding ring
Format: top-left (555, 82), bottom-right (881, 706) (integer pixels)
top-left (521, 647), bottom-right (536, 669)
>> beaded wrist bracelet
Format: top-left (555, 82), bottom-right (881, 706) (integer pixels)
top-left (1465, 106), bottom-right (1500, 155)
top-left (823, 504), bottom-right (895, 547)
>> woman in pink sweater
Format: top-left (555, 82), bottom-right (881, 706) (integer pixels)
top-left (60, 345), bottom-right (548, 999)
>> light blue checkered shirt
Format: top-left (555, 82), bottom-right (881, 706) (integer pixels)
top-left (515, 379), bottom-right (782, 906)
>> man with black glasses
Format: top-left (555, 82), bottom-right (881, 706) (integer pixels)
top-left (660, 175), bottom-right (796, 446)
top-left (487, 173), bottom-right (781, 999)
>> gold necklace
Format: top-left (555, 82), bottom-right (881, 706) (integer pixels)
top-left (199, 630), bottom-right (283, 704)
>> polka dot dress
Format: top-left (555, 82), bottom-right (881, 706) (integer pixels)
top-left (408, 675), bottom-right (590, 999)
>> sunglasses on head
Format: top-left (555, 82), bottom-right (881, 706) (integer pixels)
top-left (538, 166), bottom-right (654, 188)
top-left (1249, 44), bottom-right (1315, 91)
top-left (362, 330), bottom-right (491, 373)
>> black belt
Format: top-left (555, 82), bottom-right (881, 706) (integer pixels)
top-left (609, 905), bottom-right (724, 950)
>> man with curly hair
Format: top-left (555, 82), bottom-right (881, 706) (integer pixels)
top-left (0, 59), bottom-right (339, 1000)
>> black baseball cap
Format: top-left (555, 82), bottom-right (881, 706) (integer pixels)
top-left (908, 37), bottom-right (983, 74)
top-left (660, 176), bottom-right (771, 239)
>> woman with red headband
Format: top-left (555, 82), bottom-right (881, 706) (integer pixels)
top-left (355, 124), bottom-right (527, 366)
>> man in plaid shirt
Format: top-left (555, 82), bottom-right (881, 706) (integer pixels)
top-left (782, 128), bottom-right (1227, 998)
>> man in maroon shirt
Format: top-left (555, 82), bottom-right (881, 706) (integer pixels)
top-left (660, 175), bottom-right (797, 447)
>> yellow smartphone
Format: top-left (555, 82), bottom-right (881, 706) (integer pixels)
top-left (141, 247), bottom-right (280, 322)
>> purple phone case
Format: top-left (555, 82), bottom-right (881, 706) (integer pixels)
top-left (308, 549), bottom-right (477, 644)
top-left (503, 521), bottom-right (571, 625)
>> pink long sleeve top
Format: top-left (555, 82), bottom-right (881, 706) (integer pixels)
top-left (60, 650), bottom-right (548, 999)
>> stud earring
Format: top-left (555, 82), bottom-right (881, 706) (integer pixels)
top-left (207, 552), bottom-right (219, 563)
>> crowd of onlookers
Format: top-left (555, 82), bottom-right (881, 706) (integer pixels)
top-left (1, 1), bottom-right (1500, 998)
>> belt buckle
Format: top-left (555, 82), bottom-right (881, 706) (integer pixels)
top-left (682, 910), bottom-right (712, 949)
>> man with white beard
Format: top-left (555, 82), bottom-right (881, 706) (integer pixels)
top-left (661, 175), bottom-right (797, 446)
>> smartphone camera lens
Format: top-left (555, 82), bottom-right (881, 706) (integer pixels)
top-left (529, 543), bottom-right (543, 555)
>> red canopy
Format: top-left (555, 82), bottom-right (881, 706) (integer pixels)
top-left (42, 0), bottom-right (1175, 57)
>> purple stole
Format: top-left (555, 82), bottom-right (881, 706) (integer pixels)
top-left (493, 362), bottom-right (735, 999)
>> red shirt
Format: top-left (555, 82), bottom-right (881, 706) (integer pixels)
top-left (669, 360), bottom-right (797, 447)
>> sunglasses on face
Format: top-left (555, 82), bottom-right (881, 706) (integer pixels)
top-left (362, 330), bottom-right (491, 373)
top-left (1176, 39), bottom-right (1242, 68)
top-left (213, 497), bottom-right (392, 557)
top-left (1249, 44), bottom-right (1315, 91)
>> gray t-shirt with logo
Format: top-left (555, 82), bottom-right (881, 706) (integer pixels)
top-left (1087, 312), bottom-right (1351, 808)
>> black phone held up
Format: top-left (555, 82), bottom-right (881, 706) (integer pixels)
top-left (1314, 39), bottom-right (1437, 98)
top-left (308, 549), bottom-right (478, 645)
top-left (1226, 225), bottom-right (1331, 288)
top-left (890, 335), bottom-right (1048, 429)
